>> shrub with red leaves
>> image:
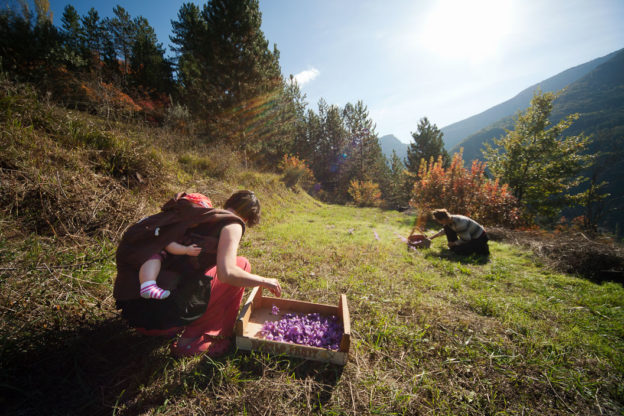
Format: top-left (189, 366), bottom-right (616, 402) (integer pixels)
top-left (410, 151), bottom-right (523, 227)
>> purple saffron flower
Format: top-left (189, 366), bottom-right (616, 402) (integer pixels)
top-left (260, 311), bottom-right (343, 348)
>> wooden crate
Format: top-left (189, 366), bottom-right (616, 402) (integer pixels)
top-left (235, 287), bottom-right (351, 365)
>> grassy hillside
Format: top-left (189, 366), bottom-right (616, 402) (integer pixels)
top-left (1, 81), bottom-right (624, 415)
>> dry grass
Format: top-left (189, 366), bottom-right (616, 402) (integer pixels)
top-left (487, 227), bottom-right (624, 282)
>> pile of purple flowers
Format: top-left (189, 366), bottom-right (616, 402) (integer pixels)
top-left (261, 312), bottom-right (343, 350)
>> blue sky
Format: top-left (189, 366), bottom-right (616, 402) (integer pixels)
top-left (45, 0), bottom-right (624, 143)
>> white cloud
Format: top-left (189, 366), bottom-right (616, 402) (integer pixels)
top-left (290, 68), bottom-right (320, 86)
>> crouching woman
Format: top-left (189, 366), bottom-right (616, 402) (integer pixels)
top-left (428, 208), bottom-right (489, 256)
top-left (113, 190), bottom-right (281, 357)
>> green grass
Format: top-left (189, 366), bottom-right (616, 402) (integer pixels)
top-left (238, 193), bottom-right (623, 415)
top-left (1, 85), bottom-right (623, 415)
top-left (2, 167), bottom-right (624, 416)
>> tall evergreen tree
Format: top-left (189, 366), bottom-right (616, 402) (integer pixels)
top-left (403, 118), bottom-right (449, 203)
top-left (169, 2), bottom-right (203, 91)
top-left (106, 5), bottom-right (136, 78)
top-left (130, 16), bottom-right (173, 94)
top-left (385, 150), bottom-right (411, 209)
top-left (252, 78), bottom-right (307, 167)
top-left (341, 101), bottom-right (375, 181)
top-left (295, 106), bottom-right (323, 172)
top-left (311, 99), bottom-right (348, 193)
top-left (60, 5), bottom-right (81, 45)
top-left (339, 101), bottom-right (390, 200)
top-left (405, 117), bottom-right (449, 173)
top-left (293, 99), bottom-right (389, 202)
top-left (60, 4), bottom-right (84, 69)
top-left (201, 0), bottom-right (281, 105)
top-left (170, 0), bottom-right (282, 148)
top-left (81, 8), bottom-right (104, 68)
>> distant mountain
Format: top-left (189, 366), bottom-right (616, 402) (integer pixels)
top-left (451, 48), bottom-right (624, 235)
top-left (379, 134), bottom-right (408, 162)
top-left (441, 49), bottom-right (622, 150)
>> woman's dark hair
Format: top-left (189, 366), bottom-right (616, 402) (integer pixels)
top-left (432, 208), bottom-right (451, 221)
top-left (224, 190), bottom-right (260, 227)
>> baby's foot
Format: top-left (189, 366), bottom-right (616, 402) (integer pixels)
top-left (140, 281), bottom-right (170, 299)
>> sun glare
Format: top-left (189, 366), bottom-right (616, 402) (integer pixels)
top-left (419, 0), bottom-right (513, 62)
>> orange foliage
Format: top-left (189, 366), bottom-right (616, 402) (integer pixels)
top-left (554, 215), bottom-right (587, 233)
top-left (279, 154), bottom-right (311, 172)
top-left (80, 82), bottom-right (142, 113)
top-left (134, 87), bottom-right (171, 123)
top-left (279, 154), bottom-right (315, 189)
top-left (348, 180), bottom-right (382, 207)
top-left (410, 151), bottom-right (522, 227)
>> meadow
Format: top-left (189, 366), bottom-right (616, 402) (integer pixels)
top-left (2, 187), bottom-right (623, 415)
top-left (1, 83), bottom-right (622, 415)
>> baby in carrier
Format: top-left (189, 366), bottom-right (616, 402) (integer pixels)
top-left (139, 193), bottom-right (212, 300)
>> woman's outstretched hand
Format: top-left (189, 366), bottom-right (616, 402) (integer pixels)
top-left (263, 278), bottom-right (282, 297)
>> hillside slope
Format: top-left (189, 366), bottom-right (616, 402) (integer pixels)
top-left (452, 49), bottom-right (624, 234)
top-left (441, 48), bottom-right (622, 150)
top-left (1, 81), bottom-right (623, 415)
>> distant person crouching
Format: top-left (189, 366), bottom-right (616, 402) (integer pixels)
top-left (427, 209), bottom-right (489, 256)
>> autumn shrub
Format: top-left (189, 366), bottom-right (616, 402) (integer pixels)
top-left (348, 180), bottom-right (382, 207)
top-left (78, 80), bottom-right (142, 119)
top-left (278, 154), bottom-right (315, 189)
top-left (131, 87), bottom-right (170, 124)
top-left (410, 152), bottom-right (522, 227)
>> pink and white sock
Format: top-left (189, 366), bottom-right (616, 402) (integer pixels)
top-left (140, 280), bottom-right (170, 300)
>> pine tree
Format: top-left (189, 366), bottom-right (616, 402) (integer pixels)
top-left (106, 5), bottom-right (136, 79)
top-left (81, 8), bottom-right (105, 68)
top-left (339, 101), bottom-right (389, 201)
top-left (292, 99), bottom-right (389, 202)
top-left (130, 16), bottom-right (173, 94)
top-left (251, 78), bottom-right (307, 167)
top-left (385, 150), bottom-right (411, 209)
top-left (405, 117), bottom-right (449, 173)
top-left (60, 5), bottom-right (84, 69)
top-left (170, 0), bottom-right (282, 148)
top-left (294, 107), bottom-right (323, 173)
top-left (202, 0), bottom-right (281, 103)
top-left (169, 2), bottom-right (203, 91)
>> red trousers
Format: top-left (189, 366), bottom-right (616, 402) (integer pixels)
top-left (136, 257), bottom-right (248, 339)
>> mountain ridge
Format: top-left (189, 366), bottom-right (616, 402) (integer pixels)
top-left (451, 48), bottom-right (624, 235)
top-left (379, 134), bottom-right (408, 162)
top-left (440, 48), bottom-right (623, 150)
